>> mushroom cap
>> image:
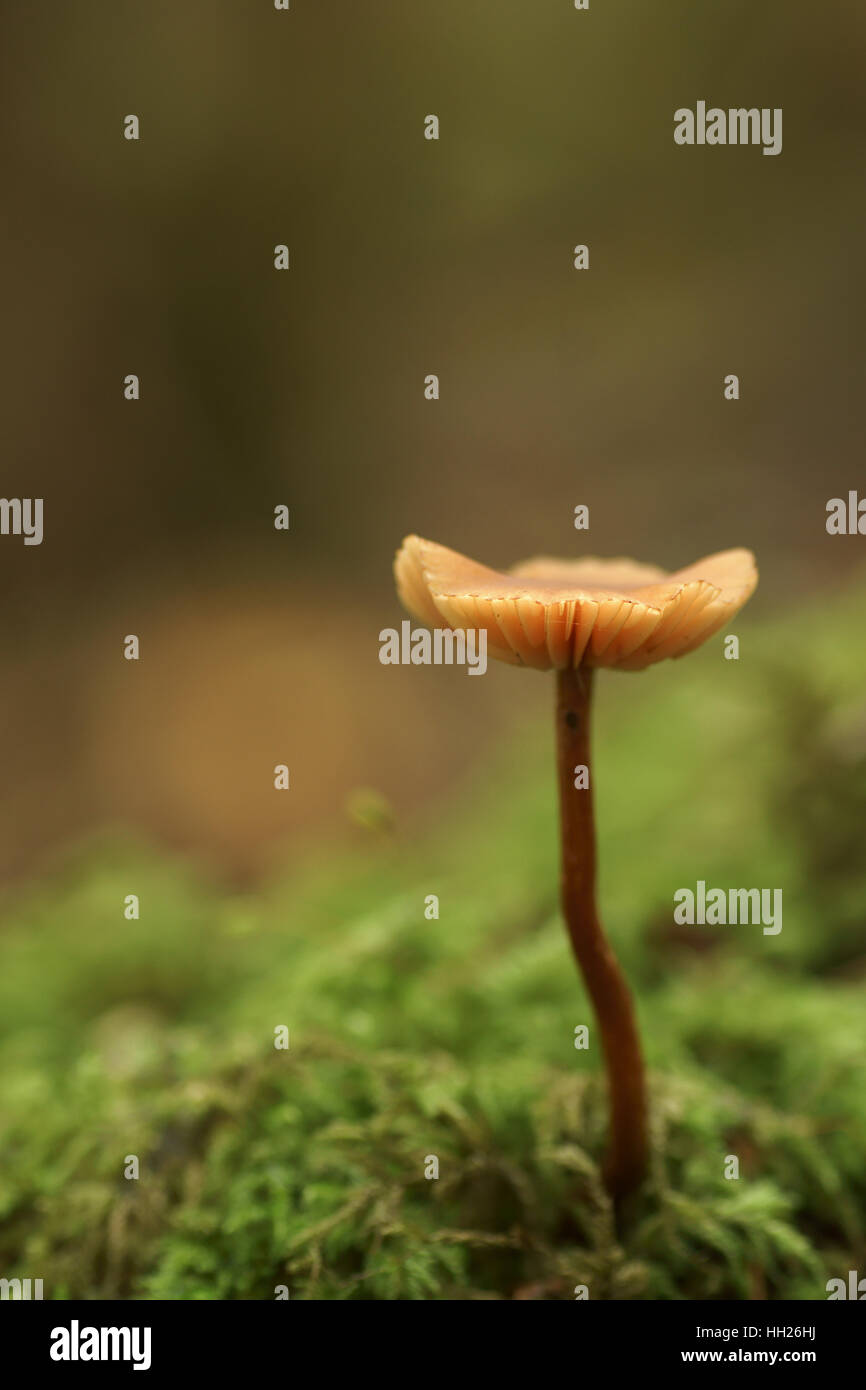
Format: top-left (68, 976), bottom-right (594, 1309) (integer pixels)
top-left (394, 535), bottom-right (758, 671)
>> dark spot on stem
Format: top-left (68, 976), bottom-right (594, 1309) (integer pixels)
top-left (565, 711), bottom-right (578, 730)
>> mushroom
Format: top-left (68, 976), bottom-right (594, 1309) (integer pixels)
top-left (394, 534), bottom-right (758, 1200)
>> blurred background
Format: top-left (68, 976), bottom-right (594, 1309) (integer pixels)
top-left (0, 0), bottom-right (864, 884)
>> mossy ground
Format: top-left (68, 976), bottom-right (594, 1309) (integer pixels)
top-left (1, 586), bottom-right (865, 1299)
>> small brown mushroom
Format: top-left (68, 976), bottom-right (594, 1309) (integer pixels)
top-left (394, 534), bottom-right (758, 1200)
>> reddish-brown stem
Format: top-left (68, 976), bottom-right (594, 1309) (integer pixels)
top-left (555, 664), bottom-right (649, 1200)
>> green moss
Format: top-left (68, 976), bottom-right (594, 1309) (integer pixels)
top-left (1, 583), bottom-right (865, 1298)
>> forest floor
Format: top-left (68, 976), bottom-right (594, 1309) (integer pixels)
top-left (1, 583), bottom-right (865, 1299)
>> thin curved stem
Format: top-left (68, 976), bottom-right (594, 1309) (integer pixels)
top-left (555, 664), bottom-right (649, 1200)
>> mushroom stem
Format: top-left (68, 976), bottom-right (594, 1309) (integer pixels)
top-left (555, 664), bottom-right (649, 1200)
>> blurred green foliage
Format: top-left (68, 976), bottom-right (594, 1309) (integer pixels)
top-left (1, 584), bottom-right (865, 1299)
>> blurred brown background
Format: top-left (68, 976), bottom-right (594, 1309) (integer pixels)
top-left (0, 0), bottom-right (863, 882)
